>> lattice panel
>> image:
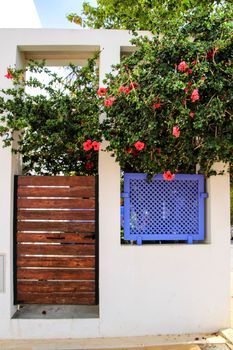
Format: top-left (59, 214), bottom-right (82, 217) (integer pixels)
top-left (123, 174), bottom-right (207, 244)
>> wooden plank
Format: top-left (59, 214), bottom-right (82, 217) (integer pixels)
top-left (18, 176), bottom-right (95, 187)
top-left (16, 292), bottom-right (96, 305)
top-left (17, 198), bottom-right (95, 209)
top-left (17, 221), bottom-right (95, 233)
top-left (17, 268), bottom-right (95, 280)
top-left (17, 244), bottom-right (95, 256)
top-left (18, 186), bottom-right (95, 198)
top-left (17, 280), bottom-right (95, 293)
top-left (17, 210), bottom-right (95, 221)
top-left (17, 233), bottom-right (95, 244)
top-left (17, 256), bottom-right (95, 268)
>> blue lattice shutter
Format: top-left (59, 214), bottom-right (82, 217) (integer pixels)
top-left (123, 173), bottom-right (208, 245)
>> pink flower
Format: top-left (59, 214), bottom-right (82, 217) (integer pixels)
top-left (97, 87), bottom-right (107, 96)
top-left (192, 60), bottom-right (197, 66)
top-left (189, 112), bottom-right (195, 118)
top-left (85, 161), bottom-right (94, 170)
top-left (163, 171), bottom-right (175, 181)
top-left (104, 97), bottom-right (114, 107)
top-left (172, 126), bottom-right (180, 138)
top-left (83, 139), bottom-right (93, 151)
top-left (201, 76), bottom-right (206, 81)
top-left (187, 68), bottom-right (192, 75)
top-left (178, 61), bottom-right (188, 72)
top-left (4, 70), bottom-right (13, 79)
top-left (153, 103), bottom-right (161, 109)
top-left (92, 141), bottom-right (101, 151)
top-left (134, 141), bottom-right (145, 151)
top-left (191, 89), bottom-right (200, 103)
top-left (184, 87), bottom-right (188, 94)
top-left (188, 81), bottom-right (192, 87)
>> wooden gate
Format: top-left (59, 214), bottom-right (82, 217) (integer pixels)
top-left (14, 176), bottom-right (98, 305)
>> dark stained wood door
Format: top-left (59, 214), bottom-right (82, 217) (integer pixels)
top-left (14, 176), bottom-right (98, 305)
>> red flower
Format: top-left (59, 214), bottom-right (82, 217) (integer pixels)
top-left (124, 86), bottom-right (131, 94)
top-left (163, 171), bottom-right (175, 181)
top-left (97, 87), bottom-right (107, 96)
top-left (192, 60), bottom-right (197, 66)
top-left (182, 99), bottom-right (186, 106)
top-left (172, 126), bottom-right (180, 138)
top-left (201, 76), bottom-right (206, 81)
top-left (85, 153), bottom-right (92, 160)
top-left (4, 70), bottom-right (13, 79)
top-left (178, 61), bottom-right (188, 72)
top-left (206, 48), bottom-right (218, 60)
top-left (104, 97), bottom-right (114, 107)
top-left (83, 139), bottom-right (93, 151)
top-left (206, 50), bottom-right (214, 59)
top-left (118, 86), bottom-right (130, 94)
top-left (126, 147), bottom-right (138, 155)
top-left (187, 68), bottom-right (192, 75)
top-left (153, 103), bottom-right (161, 109)
top-left (188, 81), bottom-right (192, 87)
top-left (156, 148), bottom-right (161, 154)
top-left (127, 147), bottom-right (133, 154)
top-left (85, 162), bottom-right (94, 170)
top-left (189, 112), bottom-right (195, 118)
top-left (92, 141), bottom-right (101, 151)
top-left (130, 82), bottom-right (138, 89)
top-left (184, 87), bottom-right (188, 94)
top-left (134, 141), bottom-right (145, 151)
top-left (191, 89), bottom-right (200, 103)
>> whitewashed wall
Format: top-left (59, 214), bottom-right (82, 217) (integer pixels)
top-left (0, 0), bottom-right (41, 28)
top-left (0, 28), bottom-right (231, 339)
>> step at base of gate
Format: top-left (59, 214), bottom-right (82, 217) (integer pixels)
top-left (12, 304), bottom-right (99, 319)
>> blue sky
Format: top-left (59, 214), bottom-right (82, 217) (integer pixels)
top-left (34, 0), bottom-right (96, 28)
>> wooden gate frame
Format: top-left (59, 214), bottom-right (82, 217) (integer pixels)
top-left (13, 175), bottom-right (99, 305)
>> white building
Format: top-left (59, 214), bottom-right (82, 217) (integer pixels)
top-left (0, 0), bottom-right (231, 341)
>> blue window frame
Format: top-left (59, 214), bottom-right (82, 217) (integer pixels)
top-left (122, 173), bottom-right (208, 245)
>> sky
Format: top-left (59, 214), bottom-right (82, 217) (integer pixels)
top-left (34, 0), bottom-right (96, 28)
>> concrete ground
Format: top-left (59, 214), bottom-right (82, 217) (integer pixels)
top-left (0, 333), bottom-right (232, 350)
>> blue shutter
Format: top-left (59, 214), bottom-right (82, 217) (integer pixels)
top-left (122, 173), bottom-right (208, 245)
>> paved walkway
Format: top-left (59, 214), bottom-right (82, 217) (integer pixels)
top-left (0, 333), bottom-right (232, 350)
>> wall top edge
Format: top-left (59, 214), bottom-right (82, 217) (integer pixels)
top-left (0, 28), bottom-right (151, 35)
top-left (0, 28), bottom-right (151, 48)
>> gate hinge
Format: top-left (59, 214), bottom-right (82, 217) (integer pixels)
top-left (200, 192), bottom-right (208, 199)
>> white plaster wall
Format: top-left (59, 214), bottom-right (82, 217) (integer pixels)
top-left (0, 0), bottom-right (41, 28)
top-left (99, 156), bottom-right (230, 336)
top-left (0, 28), bottom-right (231, 339)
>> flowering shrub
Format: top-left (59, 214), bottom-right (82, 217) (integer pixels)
top-left (101, 25), bottom-right (233, 177)
top-left (0, 59), bottom-right (101, 175)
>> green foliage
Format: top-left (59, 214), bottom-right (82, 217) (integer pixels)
top-left (101, 19), bottom-right (233, 176)
top-left (231, 185), bottom-right (233, 224)
top-left (0, 59), bottom-right (101, 175)
top-left (70, 0), bottom-right (232, 35)
top-left (1, 5), bottom-right (233, 179)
